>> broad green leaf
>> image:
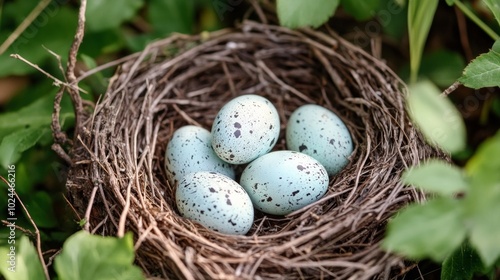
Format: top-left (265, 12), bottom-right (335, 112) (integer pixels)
top-left (466, 131), bottom-right (500, 187)
top-left (458, 50), bottom-right (500, 89)
top-left (383, 197), bottom-right (466, 261)
top-left (0, 7), bottom-right (77, 77)
top-left (0, 236), bottom-right (45, 280)
top-left (0, 95), bottom-right (53, 135)
top-left (466, 184), bottom-right (500, 266)
top-left (79, 29), bottom-right (125, 57)
top-left (400, 50), bottom-right (466, 87)
top-left (441, 242), bottom-right (486, 280)
top-left (402, 160), bottom-right (469, 196)
top-left (407, 80), bottom-right (467, 154)
top-left (341, 0), bottom-right (381, 21)
top-left (493, 40), bottom-right (500, 52)
top-left (407, 0), bottom-right (439, 84)
top-left (24, 191), bottom-right (58, 228)
top-left (379, 0), bottom-right (408, 40)
top-left (0, 91), bottom-right (74, 150)
top-left (148, 0), bottom-right (195, 35)
top-left (86, 0), bottom-right (144, 31)
top-left (445, 0), bottom-right (456, 5)
top-left (277, 0), bottom-right (340, 28)
top-left (483, 0), bottom-right (500, 27)
top-left (54, 231), bottom-right (145, 280)
top-left (0, 126), bottom-right (51, 168)
top-left (464, 132), bottom-right (500, 266)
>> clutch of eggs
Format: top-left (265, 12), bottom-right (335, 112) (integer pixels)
top-left (165, 94), bottom-right (354, 235)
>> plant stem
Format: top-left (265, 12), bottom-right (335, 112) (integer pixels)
top-left (0, 0), bottom-right (52, 55)
top-left (454, 0), bottom-right (500, 41)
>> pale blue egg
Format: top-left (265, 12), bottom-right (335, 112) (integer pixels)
top-left (211, 95), bottom-right (280, 164)
top-left (286, 104), bottom-right (353, 176)
top-left (165, 125), bottom-right (235, 186)
top-left (176, 171), bottom-right (254, 235)
top-left (239, 151), bottom-right (329, 215)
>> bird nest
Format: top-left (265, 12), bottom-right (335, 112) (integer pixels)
top-left (63, 17), bottom-right (443, 280)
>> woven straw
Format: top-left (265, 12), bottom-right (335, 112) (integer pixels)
top-left (64, 12), bottom-right (443, 279)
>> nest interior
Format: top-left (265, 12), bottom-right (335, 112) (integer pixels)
top-left (66, 20), bottom-right (443, 280)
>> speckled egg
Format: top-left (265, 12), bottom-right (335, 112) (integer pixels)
top-left (211, 94), bottom-right (280, 164)
top-left (165, 125), bottom-right (235, 186)
top-left (286, 104), bottom-right (353, 176)
top-left (239, 151), bottom-right (329, 215)
top-left (176, 171), bottom-right (254, 235)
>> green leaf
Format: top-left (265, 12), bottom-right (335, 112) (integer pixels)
top-left (277, 0), bottom-right (340, 28)
top-left (445, 0), bottom-right (456, 5)
top-left (378, 0), bottom-right (408, 40)
top-left (441, 242), bottom-right (486, 280)
top-left (148, 0), bottom-right (195, 35)
top-left (407, 0), bottom-right (439, 84)
top-left (402, 160), bottom-right (469, 196)
top-left (459, 49), bottom-right (500, 89)
top-left (54, 231), bottom-right (144, 280)
top-left (466, 185), bottom-right (500, 267)
top-left (0, 91), bottom-right (74, 167)
top-left (407, 80), bottom-right (467, 154)
top-left (24, 191), bottom-right (58, 228)
top-left (483, 0), bottom-right (500, 27)
top-left (493, 40), bottom-right (500, 53)
top-left (80, 29), bottom-right (125, 57)
top-left (382, 197), bottom-right (466, 261)
top-left (86, 0), bottom-right (144, 31)
top-left (0, 7), bottom-right (77, 77)
top-left (0, 126), bottom-right (51, 168)
top-left (0, 85), bottom-right (73, 135)
top-left (341, 0), bottom-right (381, 21)
top-left (464, 132), bottom-right (500, 266)
top-left (0, 236), bottom-right (45, 280)
top-left (466, 131), bottom-right (500, 187)
top-left (400, 50), bottom-right (466, 87)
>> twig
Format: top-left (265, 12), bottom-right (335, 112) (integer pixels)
top-left (51, 0), bottom-right (88, 164)
top-left (0, 0), bottom-right (52, 55)
top-left (256, 60), bottom-right (315, 103)
top-left (9, 54), bottom-right (85, 93)
top-left (454, 5), bottom-right (474, 62)
top-left (442, 81), bottom-right (461, 96)
top-left (44, 46), bottom-right (69, 84)
top-left (62, 194), bottom-right (82, 221)
top-left (83, 186), bottom-right (98, 232)
top-left (45, 249), bottom-right (62, 267)
top-left (0, 176), bottom-right (49, 280)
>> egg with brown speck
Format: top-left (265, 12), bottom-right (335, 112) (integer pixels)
top-left (239, 151), bottom-right (329, 215)
top-left (286, 104), bottom-right (353, 176)
top-left (176, 171), bottom-right (254, 235)
top-left (211, 94), bottom-right (280, 165)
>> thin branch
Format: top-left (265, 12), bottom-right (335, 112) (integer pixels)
top-left (83, 186), bottom-right (98, 232)
top-left (9, 54), bottom-right (85, 93)
top-left (66, 0), bottom-right (86, 83)
top-left (442, 81), bottom-right (461, 96)
top-left (0, 0), bottom-right (52, 55)
top-left (0, 176), bottom-right (49, 280)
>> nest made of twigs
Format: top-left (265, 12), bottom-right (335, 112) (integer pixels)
top-left (64, 16), bottom-right (444, 279)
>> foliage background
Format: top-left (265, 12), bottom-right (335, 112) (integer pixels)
top-left (0, 0), bottom-right (498, 279)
